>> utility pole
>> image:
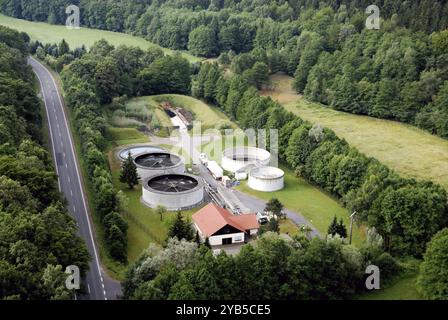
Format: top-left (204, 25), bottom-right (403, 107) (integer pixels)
top-left (349, 211), bottom-right (357, 245)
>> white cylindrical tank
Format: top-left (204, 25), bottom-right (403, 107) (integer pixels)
top-left (248, 167), bottom-right (284, 192)
top-left (222, 147), bottom-right (271, 173)
top-left (133, 152), bottom-right (185, 180)
top-left (142, 173), bottom-right (204, 211)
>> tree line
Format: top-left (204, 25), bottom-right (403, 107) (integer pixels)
top-left (193, 61), bottom-right (448, 258)
top-left (122, 233), bottom-right (400, 300)
top-left (2, 1), bottom-right (447, 139)
top-left (59, 39), bottom-right (192, 262)
top-left (0, 25), bottom-right (89, 299)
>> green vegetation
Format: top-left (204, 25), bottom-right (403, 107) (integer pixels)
top-left (0, 25), bottom-right (89, 299)
top-left (194, 62), bottom-right (447, 258)
top-left (151, 94), bottom-right (237, 130)
top-left (0, 14), bottom-right (200, 62)
top-left (358, 275), bottom-right (421, 300)
top-left (264, 74), bottom-right (448, 191)
top-left (106, 127), bottom-right (149, 146)
top-left (417, 228), bottom-right (448, 299)
top-left (237, 165), bottom-right (364, 246)
top-left (122, 233), bottom-right (401, 300)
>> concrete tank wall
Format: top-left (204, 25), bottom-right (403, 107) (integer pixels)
top-left (137, 164), bottom-right (185, 181)
top-left (248, 167), bottom-right (284, 192)
top-left (222, 147), bottom-right (271, 173)
top-left (142, 174), bottom-right (204, 211)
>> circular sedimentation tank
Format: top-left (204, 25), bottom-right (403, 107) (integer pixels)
top-left (248, 166), bottom-right (285, 192)
top-left (118, 145), bottom-right (166, 160)
top-left (142, 173), bottom-right (204, 211)
top-left (222, 147), bottom-right (271, 173)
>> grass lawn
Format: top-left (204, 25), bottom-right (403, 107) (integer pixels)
top-left (0, 14), bottom-right (200, 63)
top-left (357, 272), bottom-right (422, 300)
top-left (106, 127), bottom-right (150, 146)
top-left (236, 165), bottom-right (364, 246)
top-left (262, 73), bottom-right (448, 191)
top-left (150, 94), bottom-right (237, 130)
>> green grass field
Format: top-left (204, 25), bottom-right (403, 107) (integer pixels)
top-left (0, 14), bottom-right (200, 63)
top-left (263, 74), bottom-right (448, 191)
top-left (236, 165), bottom-right (364, 246)
top-left (357, 275), bottom-right (422, 300)
top-left (150, 94), bottom-right (237, 130)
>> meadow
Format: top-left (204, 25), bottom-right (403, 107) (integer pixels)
top-left (262, 74), bottom-right (448, 191)
top-left (0, 14), bottom-right (200, 62)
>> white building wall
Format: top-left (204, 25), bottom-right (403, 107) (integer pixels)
top-left (209, 233), bottom-right (245, 246)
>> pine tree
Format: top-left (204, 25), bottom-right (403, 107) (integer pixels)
top-left (120, 152), bottom-right (139, 189)
top-left (337, 219), bottom-right (348, 238)
top-left (168, 211), bottom-right (195, 241)
top-left (328, 216), bottom-right (339, 236)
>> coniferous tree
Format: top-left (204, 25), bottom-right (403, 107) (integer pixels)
top-left (168, 211), bottom-right (195, 241)
top-left (328, 216), bottom-right (339, 236)
top-left (120, 152), bottom-right (139, 189)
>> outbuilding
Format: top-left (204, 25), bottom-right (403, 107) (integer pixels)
top-left (192, 203), bottom-right (259, 246)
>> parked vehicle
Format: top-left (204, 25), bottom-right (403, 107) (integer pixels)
top-left (207, 160), bottom-right (224, 180)
top-left (257, 212), bottom-right (269, 224)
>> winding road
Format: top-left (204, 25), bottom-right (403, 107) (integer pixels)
top-left (29, 57), bottom-right (121, 300)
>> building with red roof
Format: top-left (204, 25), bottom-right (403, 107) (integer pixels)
top-left (192, 203), bottom-right (260, 247)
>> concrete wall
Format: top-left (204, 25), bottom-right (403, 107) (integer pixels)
top-left (222, 147), bottom-right (271, 173)
top-left (137, 164), bottom-right (185, 180)
top-left (209, 233), bottom-right (245, 246)
top-left (248, 175), bottom-right (284, 192)
top-left (142, 185), bottom-right (204, 211)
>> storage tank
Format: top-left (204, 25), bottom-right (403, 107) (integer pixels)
top-left (221, 147), bottom-right (271, 173)
top-left (248, 166), bottom-right (284, 192)
top-left (133, 152), bottom-right (185, 179)
top-left (142, 173), bottom-right (204, 211)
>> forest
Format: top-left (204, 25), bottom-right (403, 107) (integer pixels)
top-left (0, 25), bottom-right (89, 299)
top-left (1, 0), bottom-right (447, 138)
top-left (1, 0), bottom-right (448, 300)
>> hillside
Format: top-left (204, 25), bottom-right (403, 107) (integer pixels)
top-left (262, 74), bottom-right (448, 191)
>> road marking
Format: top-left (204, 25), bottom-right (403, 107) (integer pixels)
top-left (73, 205), bottom-right (76, 212)
top-left (87, 284), bottom-right (91, 294)
top-left (31, 57), bottom-right (108, 300)
top-left (70, 189), bottom-right (73, 196)
top-left (32, 59), bottom-right (61, 192)
top-left (65, 163), bottom-right (68, 169)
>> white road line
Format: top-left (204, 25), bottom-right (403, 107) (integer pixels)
top-left (70, 189), bottom-right (73, 196)
top-left (87, 284), bottom-right (91, 294)
top-left (73, 205), bottom-right (76, 213)
top-left (32, 60), bottom-right (61, 192)
top-left (68, 176), bottom-right (71, 183)
top-left (31, 57), bottom-right (108, 300)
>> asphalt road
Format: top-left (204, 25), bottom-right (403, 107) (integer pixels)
top-left (29, 57), bottom-right (121, 300)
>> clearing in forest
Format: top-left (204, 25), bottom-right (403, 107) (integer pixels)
top-left (262, 73), bottom-right (448, 190)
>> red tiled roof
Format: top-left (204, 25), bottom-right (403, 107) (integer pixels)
top-left (192, 203), bottom-right (259, 237)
